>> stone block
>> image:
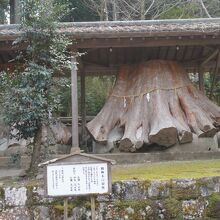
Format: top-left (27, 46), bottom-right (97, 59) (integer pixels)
top-left (72, 207), bottom-right (87, 220)
top-left (123, 180), bottom-right (147, 200)
top-left (111, 182), bottom-right (125, 200)
top-left (27, 185), bottom-right (54, 205)
top-left (162, 198), bottom-right (182, 219)
top-left (32, 206), bottom-right (50, 220)
top-left (182, 199), bottom-right (206, 220)
top-left (97, 194), bottom-right (111, 202)
top-left (199, 177), bottom-right (220, 197)
top-left (4, 145), bottom-right (28, 156)
top-left (4, 187), bottom-right (27, 206)
top-left (171, 178), bottom-right (199, 200)
top-left (148, 180), bottom-right (170, 199)
top-left (0, 207), bottom-right (30, 220)
top-left (102, 200), bottom-right (158, 220)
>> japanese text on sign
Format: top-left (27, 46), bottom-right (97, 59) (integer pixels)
top-left (47, 163), bottom-right (109, 196)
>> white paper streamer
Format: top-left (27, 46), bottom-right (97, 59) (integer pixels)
top-left (124, 97), bottom-right (127, 108)
top-left (146, 93), bottom-right (150, 102)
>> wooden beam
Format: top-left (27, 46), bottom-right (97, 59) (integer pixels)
top-left (1, 36), bottom-right (220, 52)
top-left (83, 60), bottom-right (217, 75)
top-left (209, 52), bottom-right (220, 99)
top-left (71, 56), bottom-right (80, 152)
top-left (73, 36), bottom-right (220, 49)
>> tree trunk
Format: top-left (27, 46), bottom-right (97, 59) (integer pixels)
top-left (140, 0), bottom-right (145, 20)
top-left (10, 0), bottom-right (20, 24)
top-left (112, 0), bottom-right (117, 21)
top-left (101, 0), bottom-right (109, 21)
top-left (29, 127), bottom-right (42, 174)
top-left (87, 60), bottom-right (220, 152)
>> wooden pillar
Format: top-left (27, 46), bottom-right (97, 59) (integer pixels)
top-left (198, 66), bottom-right (205, 93)
top-left (80, 68), bottom-right (87, 147)
top-left (71, 56), bottom-right (80, 152)
top-left (210, 52), bottom-right (220, 100)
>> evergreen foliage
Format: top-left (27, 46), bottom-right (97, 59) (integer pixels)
top-left (1, 0), bottom-right (70, 140)
top-left (58, 76), bottom-right (115, 117)
top-left (84, 76), bottom-right (115, 116)
top-left (0, 0), bottom-right (9, 23)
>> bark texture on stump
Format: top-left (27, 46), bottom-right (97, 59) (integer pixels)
top-left (87, 60), bottom-right (220, 152)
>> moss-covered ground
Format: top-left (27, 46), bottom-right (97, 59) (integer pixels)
top-left (112, 159), bottom-right (220, 182)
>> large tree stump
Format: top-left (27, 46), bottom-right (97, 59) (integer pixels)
top-left (87, 60), bottom-right (220, 152)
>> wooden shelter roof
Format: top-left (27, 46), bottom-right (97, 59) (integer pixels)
top-left (0, 18), bottom-right (220, 40)
top-left (0, 18), bottom-right (220, 74)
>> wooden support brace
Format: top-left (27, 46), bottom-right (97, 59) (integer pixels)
top-left (201, 49), bottom-right (219, 66)
top-left (198, 48), bottom-right (219, 94)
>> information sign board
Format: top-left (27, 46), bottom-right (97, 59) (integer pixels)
top-left (47, 163), bottom-right (109, 196)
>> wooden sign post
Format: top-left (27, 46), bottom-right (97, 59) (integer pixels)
top-left (64, 198), bottom-right (68, 220)
top-left (90, 196), bottom-right (96, 220)
top-left (39, 153), bottom-right (115, 220)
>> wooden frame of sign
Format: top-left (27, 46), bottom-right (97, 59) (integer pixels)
top-left (39, 153), bottom-right (115, 220)
top-left (45, 161), bottom-right (112, 197)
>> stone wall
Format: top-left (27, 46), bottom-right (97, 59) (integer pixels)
top-left (0, 177), bottom-right (220, 219)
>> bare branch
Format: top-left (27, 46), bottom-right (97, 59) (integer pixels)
top-left (144, 0), bottom-right (155, 16)
top-left (153, 0), bottom-right (182, 19)
top-left (198, 0), bottom-right (212, 18)
top-left (120, 0), bottom-right (140, 14)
